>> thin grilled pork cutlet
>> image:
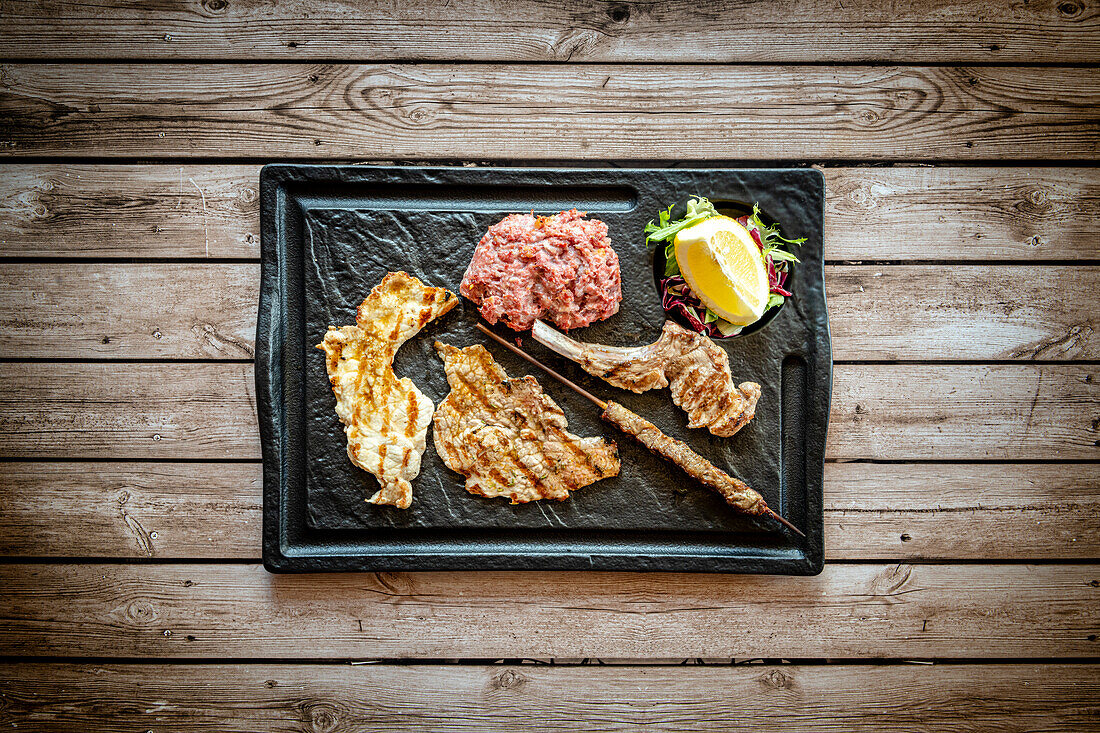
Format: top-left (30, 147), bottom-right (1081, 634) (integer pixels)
top-left (432, 342), bottom-right (620, 503)
top-left (532, 319), bottom-right (761, 437)
top-left (317, 272), bottom-right (457, 509)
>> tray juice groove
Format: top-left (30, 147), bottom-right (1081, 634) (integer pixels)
top-left (259, 166), bottom-right (829, 573)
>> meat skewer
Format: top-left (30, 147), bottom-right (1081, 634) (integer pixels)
top-left (475, 323), bottom-right (805, 538)
top-left (531, 319), bottom-right (760, 437)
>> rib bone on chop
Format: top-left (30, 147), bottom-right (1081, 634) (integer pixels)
top-left (317, 272), bottom-right (457, 509)
top-left (532, 319), bottom-right (761, 437)
top-left (432, 342), bottom-right (620, 503)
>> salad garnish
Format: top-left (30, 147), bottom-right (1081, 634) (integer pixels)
top-left (645, 196), bottom-right (804, 338)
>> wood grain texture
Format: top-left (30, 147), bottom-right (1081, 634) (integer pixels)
top-left (0, 462), bottom-right (261, 558)
top-left (1, 462), bottom-right (1094, 560)
top-left (3, 165), bottom-right (1097, 261)
top-left (2, 262), bottom-right (1094, 360)
top-left (1, 363), bottom-right (1093, 460)
top-left (1, 563), bottom-right (1096, 658)
top-left (1, 663), bottom-right (1096, 732)
top-left (0, 363), bottom-right (259, 459)
top-left (3, 64), bottom-right (1098, 160)
top-left (823, 166), bottom-right (1100, 261)
top-left (826, 265), bottom-right (1098, 360)
top-left (824, 463), bottom-right (1100, 560)
top-left (0, 264), bottom-right (258, 359)
top-left (2, 0), bottom-right (1098, 63)
top-left (831, 364), bottom-right (1098, 460)
top-left (0, 165), bottom-right (260, 258)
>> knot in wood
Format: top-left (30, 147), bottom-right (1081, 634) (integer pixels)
top-left (123, 599), bottom-right (156, 624)
top-left (492, 669), bottom-right (527, 690)
top-left (607, 4), bottom-right (631, 23)
top-left (402, 106), bottom-right (435, 127)
top-left (1017, 186), bottom-right (1053, 216)
top-left (845, 183), bottom-right (883, 211)
top-left (372, 571), bottom-right (411, 595)
top-left (1057, 1), bottom-right (1082, 17)
top-left (203, 0), bottom-right (228, 12)
top-left (300, 700), bottom-right (345, 733)
top-left (238, 186), bottom-right (258, 204)
top-left (871, 564), bottom-right (915, 598)
top-left (759, 669), bottom-right (793, 689)
top-left (554, 28), bottom-right (602, 61)
top-left (855, 107), bottom-right (882, 126)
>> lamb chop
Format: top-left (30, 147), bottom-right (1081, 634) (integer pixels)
top-left (476, 324), bottom-right (803, 536)
top-left (317, 272), bottom-right (457, 509)
top-left (531, 319), bottom-right (761, 437)
top-left (433, 341), bottom-right (620, 503)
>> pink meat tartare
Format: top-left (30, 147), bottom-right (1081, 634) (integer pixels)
top-left (460, 209), bottom-right (622, 331)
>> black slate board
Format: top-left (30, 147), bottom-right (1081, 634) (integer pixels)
top-left (258, 166), bottom-right (829, 573)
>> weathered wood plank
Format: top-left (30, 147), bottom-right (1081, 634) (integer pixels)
top-left (1, 563), bottom-right (1095, 658)
top-left (1, 663), bottom-right (1096, 732)
top-left (0, 363), bottom-right (1094, 460)
top-left (2, 262), bottom-right (1094, 360)
top-left (3, 0), bottom-right (1098, 64)
top-left (830, 364), bottom-right (1097, 460)
top-left (0, 165), bottom-right (260, 258)
top-left (0, 264), bottom-right (258, 359)
top-left (824, 166), bottom-right (1100, 261)
top-left (3, 65), bottom-right (1097, 160)
top-left (0, 363), bottom-right (259, 459)
top-left (3, 165), bottom-right (1096, 261)
top-left (1, 461), bottom-right (1094, 560)
top-left (0, 462), bottom-right (261, 558)
top-left (823, 462), bottom-right (1100, 560)
top-left (826, 265), bottom-right (1098, 360)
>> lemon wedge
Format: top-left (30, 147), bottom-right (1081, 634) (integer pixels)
top-left (673, 215), bottom-right (769, 326)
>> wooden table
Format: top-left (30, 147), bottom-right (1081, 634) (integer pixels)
top-left (1, 3), bottom-right (1097, 729)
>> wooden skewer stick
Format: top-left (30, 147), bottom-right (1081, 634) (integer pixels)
top-left (475, 323), bottom-right (805, 539)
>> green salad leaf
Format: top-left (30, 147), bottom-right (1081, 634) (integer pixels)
top-left (644, 196), bottom-right (718, 245)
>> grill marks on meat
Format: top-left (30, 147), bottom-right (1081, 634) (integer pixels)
top-left (602, 401), bottom-right (769, 516)
top-left (317, 272), bottom-right (457, 509)
top-left (432, 342), bottom-right (620, 503)
top-left (532, 320), bottom-right (761, 437)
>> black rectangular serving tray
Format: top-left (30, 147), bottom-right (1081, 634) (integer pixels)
top-left (259, 166), bottom-right (829, 573)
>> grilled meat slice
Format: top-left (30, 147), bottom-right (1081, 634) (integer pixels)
top-left (432, 341), bottom-right (620, 503)
top-left (317, 272), bottom-right (457, 509)
top-left (532, 319), bottom-right (761, 437)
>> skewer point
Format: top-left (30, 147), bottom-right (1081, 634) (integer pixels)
top-left (766, 508), bottom-right (806, 538)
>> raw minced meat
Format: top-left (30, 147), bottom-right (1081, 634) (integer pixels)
top-left (460, 209), bottom-right (622, 331)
